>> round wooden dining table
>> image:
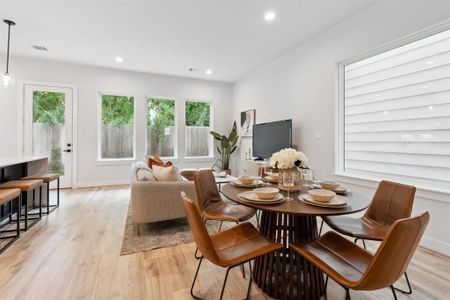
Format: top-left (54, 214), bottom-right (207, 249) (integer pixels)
top-left (221, 183), bottom-right (370, 300)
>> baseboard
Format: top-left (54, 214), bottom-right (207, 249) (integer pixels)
top-left (421, 235), bottom-right (450, 257)
top-left (75, 179), bottom-right (131, 188)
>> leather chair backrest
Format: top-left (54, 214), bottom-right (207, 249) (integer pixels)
top-left (194, 170), bottom-right (223, 212)
top-left (181, 192), bottom-right (220, 264)
top-left (357, 212), bottom-right (429, 290)
top-left (365, 180), bottom-right (416, 226)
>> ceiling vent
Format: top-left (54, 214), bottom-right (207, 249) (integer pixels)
top-left (31, 45), bottom-right (48, 51)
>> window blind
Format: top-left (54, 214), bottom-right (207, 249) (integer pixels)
top-left (343, 29), bottom-right (450, 192)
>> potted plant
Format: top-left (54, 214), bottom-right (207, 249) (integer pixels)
top-left (210, 121), bottom-right (239, 174)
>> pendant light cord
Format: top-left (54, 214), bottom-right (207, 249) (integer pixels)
top-left (5, 21), bottom-right (11, 74)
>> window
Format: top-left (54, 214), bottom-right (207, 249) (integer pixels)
top-left (185, 100), bottom-right (212, 157)
top-left (146, 98), bottom-right (176, 158)
top-left (338, 28), bottom-right (450, 192)
top-left (99, 94), bottom-right (135, 159)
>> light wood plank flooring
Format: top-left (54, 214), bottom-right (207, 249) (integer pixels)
top-left (0, 186), bottom-right (448, 300)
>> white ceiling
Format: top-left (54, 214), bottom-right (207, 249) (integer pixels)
top-left (0, 0), bottom-right (376, 82)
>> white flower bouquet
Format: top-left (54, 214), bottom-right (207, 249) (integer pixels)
top-left (269, 148), bottom-right (310, 170)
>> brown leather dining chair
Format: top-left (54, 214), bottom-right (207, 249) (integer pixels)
top-left (319, 180), bottom-right (416, 294)
top-left (193, 170), bottom-right (256, 259)
top-left (181, 192), bottom-right (281, 300)
top-left (291, 212), bottom-right (429, 300)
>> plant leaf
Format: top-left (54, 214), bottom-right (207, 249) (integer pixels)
top-left (210, 131), bottom-right (222, 140)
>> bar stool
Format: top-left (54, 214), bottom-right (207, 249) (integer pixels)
top-left (0, 179), bottom-right (43, 231)
top-left (0, 189), bottom-right (21, 254)
top-left (22, 173), bottom-right (60, 214)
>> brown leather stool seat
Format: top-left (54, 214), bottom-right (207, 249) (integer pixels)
top-left (0, 188), bottom-right (21, 205)
top-left (181, 192), bottom-right (281, 299)
top-left (22, 173), bottom-right (60, 214)
top-left (0, 179), bottom-right (44, 231)
top-left (291, 212), bottom-right (429, 300)
top-left (0, 188), bottom-right (22, 254)
top-left (22, 173), bottom-right (59, 183)
top-left (0, 179), bottom-right (43, 192)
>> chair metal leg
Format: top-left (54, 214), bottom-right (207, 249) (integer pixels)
top-left (393, 272), bottom-right (412, 294)
top-left (324, 276), bottom-right (329, 300)
top-left (39, 185), bottom-right (42, 219)
top-left (190, 256), bottom-right (204, 299)
top-left (47, 182), bottom-right (50, 215)
top-left (319, 219), bottom-right (324, 236)
top-left (354, 238), bottom-right (367, 250)
top-left (218, 220), bottom-right (223, 231)
top-left (25, 191), bottom-right (29, 230)
top-left (345, 288), bottom-right (351, 300)
top-left (390, 285), bottom-right (398, 300)
top-left (219, 267), bottom-right (232, 300)
top-left (244, 261), bottom-right (253, 300)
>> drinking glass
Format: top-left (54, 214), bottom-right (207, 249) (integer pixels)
top-left (313, 169), bottom-right (323, 187)
top-left (302, 169), bottom-right (313, 188)
top-left (282, 170), bottom-right (295, 201)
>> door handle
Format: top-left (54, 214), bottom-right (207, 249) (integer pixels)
top-left (63, 149), bottom-right (72, 153)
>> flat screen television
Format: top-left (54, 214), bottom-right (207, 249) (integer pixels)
top-left (252, 119), bottom-right (292, 159)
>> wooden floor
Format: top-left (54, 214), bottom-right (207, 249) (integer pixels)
top-left (0, 186), bottom-right (448, 300)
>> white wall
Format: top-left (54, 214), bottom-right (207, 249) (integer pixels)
top-left (0, 57), bottom-right (233, 187)
top-left (232, 0), bottom-right (450, 255)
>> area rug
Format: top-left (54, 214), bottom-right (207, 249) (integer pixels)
top-left (120, 204), bottom-right (242, 256)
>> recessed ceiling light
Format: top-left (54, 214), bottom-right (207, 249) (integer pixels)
top-left (426, 60), bottom-right (434, 65)
top-left (205, 70), bottom-right (212, 75)
top-left (115, 56), bottom-right (123, 63)
top-left (264, 11), bottom-right (276, 22)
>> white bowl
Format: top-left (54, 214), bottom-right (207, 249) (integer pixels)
top-left (320, 181), bottom-right (340, 190)
top-left (253, 187), bottom-right (280, 199)
top-left (239, 176), bottom-right (254, 185)
top-left (308, 189), bottom-right (336, 203)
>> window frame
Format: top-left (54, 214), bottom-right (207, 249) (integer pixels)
top-left (335, 23), bottom-right (450, 195)
top-left (144, 95), bottom-right (178, 160)
top-left (184, 99), bottom-right (214, 159)
top-left (97, 92), bottom-right (137, 162)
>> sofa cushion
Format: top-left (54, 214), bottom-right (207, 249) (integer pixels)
top-left (133, 161), bottom-right (157, 181)
top-left (153, 165), bottom-right (181, 181)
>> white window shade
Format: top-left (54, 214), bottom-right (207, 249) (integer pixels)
top-left (343, 29), bottom-right (450, 192)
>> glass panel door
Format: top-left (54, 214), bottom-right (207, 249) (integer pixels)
top-left (24, 85), bottom-right (73, 188)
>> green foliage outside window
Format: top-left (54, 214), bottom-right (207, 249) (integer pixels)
top-left (147, 98), bottom-right (176, 156)
top-left (101, 95), bottom-right (134, 125)
top-left (33, 91), bottom-right (65, 125)
top-left (147, 98), bottom-right (175, 134)
top-left (185, 101), bottom-right (210, 126)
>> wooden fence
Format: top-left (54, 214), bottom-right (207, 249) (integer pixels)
top-left (32, 123), bottom-right (64, 173)
top-left (33, 124), bottom-right (210, 160)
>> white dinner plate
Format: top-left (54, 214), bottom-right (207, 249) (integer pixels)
top-left (312, 184), bottom-right (349, 194)
top-left (231, 179), bottom-right (264, 188)
top-left (299, 194), bottom-right (349, 208)
top-left (238, 192), bottom-right (284, 204)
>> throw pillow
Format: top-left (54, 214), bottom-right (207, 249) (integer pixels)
top-left (152, 165), bottom-right (181, 181)
top-left (134, 161), bottom-right (157, 181)
top-left (147, 155), bottom-right (173, 169)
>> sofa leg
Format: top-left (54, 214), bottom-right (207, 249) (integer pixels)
top-left (137, 224), bottom-right (141, 236)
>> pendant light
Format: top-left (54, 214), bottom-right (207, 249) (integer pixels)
top-left (3, 19), bottom-right (16, 88)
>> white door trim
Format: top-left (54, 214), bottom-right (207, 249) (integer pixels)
top-left (17, 80), bottom-right (78, 188)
